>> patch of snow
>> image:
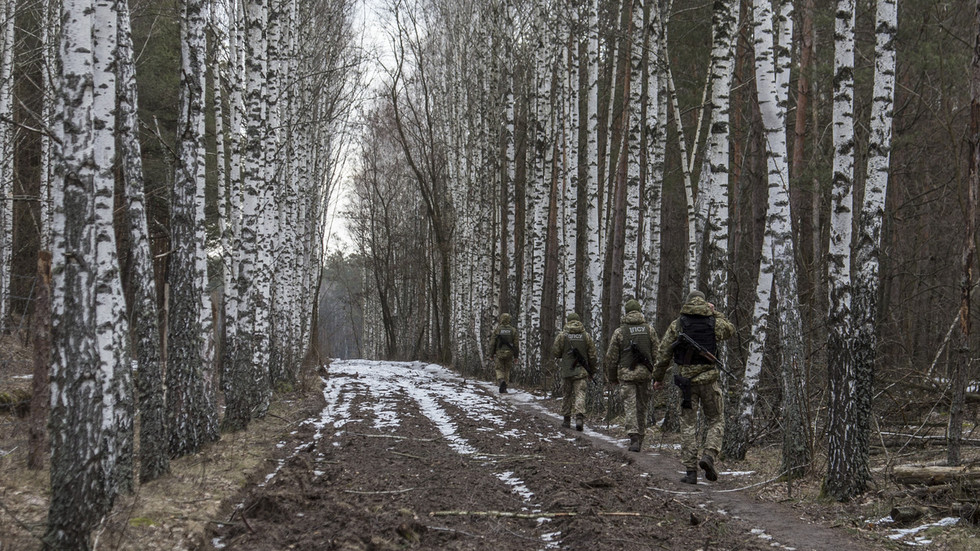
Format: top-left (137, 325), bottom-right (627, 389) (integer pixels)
top-left (887, 517), bottom-right (960, 542)
top-left (723, 470), bottom-right (756, 476)
top-left (211, 537), bottom-right (226, 549)
top-left (497, 470), bottom-right (535, 502)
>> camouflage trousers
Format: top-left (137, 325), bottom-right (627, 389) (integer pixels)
top-left (679, 380), bottom-right (724, 469)
top-left (560, 377), bottom-right (588, 417)
top-left (494, 355), bottom-right (513, 384)
top-left (621, 380), bottom-right (652, 436)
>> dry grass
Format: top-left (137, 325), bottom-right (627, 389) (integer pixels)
top-left (0, 331), bottom-right (323, 550)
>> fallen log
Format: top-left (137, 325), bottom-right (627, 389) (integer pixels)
top-left (892, 464), bottom-right (980, 486)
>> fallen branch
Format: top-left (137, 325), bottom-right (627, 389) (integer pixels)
top-left (350, 433), bottom-right (437, 442)
top-left (430, 510), bottom-right (578, 519)
top-left (390, 451), bottom-right (424, 460)
top-left (429, 510), bottom-right (660, 520)
top-left (425, 524), bottom-right (485, 538)
top-left (344, 488), bottom-right (416, 495)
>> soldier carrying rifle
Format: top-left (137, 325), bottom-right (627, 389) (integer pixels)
top-left (489, 313), bottom-right (519, 393)
top-left (604, 299), bottom-right (660, 452)
top-left (552, 312), bottom-right (598, 431)
top-left (653, 290), bottom-right (735, 485)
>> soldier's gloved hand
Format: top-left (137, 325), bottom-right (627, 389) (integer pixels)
top-left (653, 380), bottom-right (664, 391)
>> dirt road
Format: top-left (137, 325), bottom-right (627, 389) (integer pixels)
top-left (207, 360), bottom-right (883, 550)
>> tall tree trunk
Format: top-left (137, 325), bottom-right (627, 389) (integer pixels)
top-left (118, 0), bottom-right (168, 483)
top-left (949, 0), bottom-right (980, 466)
top-left (851, 0), bottom-right (898, 494)
top-left (824, 0), bottom-right (858, 501)
top-left (47, 1), bottom-right (113, 545)
top-left (0, 0), bottom-right (14, 334)
top-left (168, 0), bottom-right (217, 457)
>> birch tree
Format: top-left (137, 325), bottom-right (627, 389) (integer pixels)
top-left (47, 0), bottom-right (128, 544)
top-left (732, 0), bottom-right (809, 475)
top-left (168, 0), bottom-right (218, 457)
top-left (844, 0), bottom-right (898, 497)
top-left (117, 0), bottom-right (167, 483)
top-left (0, 0), bottom-right (14, 334)
top-left (824, 0), bottom-right (857, 500)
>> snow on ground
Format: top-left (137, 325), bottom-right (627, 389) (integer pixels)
top-left (313, 359), bottom-right (562, 547)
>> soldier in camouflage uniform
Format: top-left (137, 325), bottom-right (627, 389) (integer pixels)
top-left (653, 290), bottom-right (735, 484)
top-left (604, 299), bottom-right (659, 452)
top-left (489, 313), bottom-right (519, 393)
top-left (551, 312), bottom-right (598, 431)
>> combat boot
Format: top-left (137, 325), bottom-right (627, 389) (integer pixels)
top-left (628, 433), bottom-right (641, 452)
top-left (680, 470), bottom-right (698, 484)
top-left (699, 454), bottom-right (718, 481)
top-left (575, 414), bottom-right (584, 432)
top-left (499, 380), bottom-right (508, 393)
top-left (561, 415), bottom-right (571, 428)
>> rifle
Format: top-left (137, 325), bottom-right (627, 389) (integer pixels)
top-left (626, 340), bottom-right (654, 372)
top-left (495, 334), bottom-right (516, 355)
top-left (677, 332), bottom-right (719, 364)
top-left (569, 345), bottom-right (594, 376)
top-left (675, 332), bottom-right (734, 377)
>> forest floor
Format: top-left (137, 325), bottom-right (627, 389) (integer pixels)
top-left (1, 349), bottom-right (978, 550)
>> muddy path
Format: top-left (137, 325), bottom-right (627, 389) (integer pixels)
top-left (206, 360), bottom-right (885, 550)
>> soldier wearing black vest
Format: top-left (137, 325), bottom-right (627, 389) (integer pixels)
top-left (489, 313), bottom-right (519, 393)
top-left (604, 299), bottom-right (660, 452)
top-left (653, 290), bottom-right (735, 484)
top-left (551, 312), bottom-right (598, 431)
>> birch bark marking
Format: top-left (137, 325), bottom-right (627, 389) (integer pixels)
top-left (640, 2), bottom-right (663, 321)
top-left (46, 0), bottom-right (106, 546)
top-left (824, 0), bottom-right (857, 500)
top-left (118, 0), bottom-right (168, 483)
top-left (93, 0), bottom-right (132, 496)
top-left (623, 0), bottom-right (644, 297)
top-left (733, 0), bottom-right (807, 472)
top-left (0, 0), bottom-right (14, 334)
top-left (168, 0), bottom-right (216, 457)
top-left (585, 0), bottom-right (602, 330)
top-left (852, 0), bottom-right (898, 492)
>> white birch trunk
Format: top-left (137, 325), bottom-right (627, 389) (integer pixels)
top-left (623, 0), bottom-right (643, 297)
top-left (0, 0), bottom-right (14, 334)
top-left (168, 0), bottom-right (217, 457)
top-left (585, 0), bottom-right (602, 330)
top-left (734, 0), bottom-right (807, 473)
top-left (825, 0), bottom-right (857, 500)
top-left (640, 2), bottom-right (664, 321)
top-left (117, 0), bottom-right (167, 484)
top-left (47, 1), bottom-right (108, 545)
top-left (849, 0), bottom-right (898, 497)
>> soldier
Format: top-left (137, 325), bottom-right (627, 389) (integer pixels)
top-left (551, 312), bottom-right (598, 431)
top-left (604, 299), bottom-right (659, 452)
top-left (653, 290), bottom-right (735, 484)
top-left (489, 313), bottom-right (519, 393)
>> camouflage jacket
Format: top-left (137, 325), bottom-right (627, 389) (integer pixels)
top-left (551, 320), bottom-right (598, 380)
top-left (653, 297), bottom-right (735, 384)
top-left (603, 310), bottom-right (660, 384)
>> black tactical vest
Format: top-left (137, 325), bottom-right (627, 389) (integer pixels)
top-left (619, 324), bottom-right (653, 371)
top-left (498, 327), bottom-right (515, 345)
top-left (561, 333), bottom-right (589, 372)
top-left (673, 314), bottom-right (716, 365)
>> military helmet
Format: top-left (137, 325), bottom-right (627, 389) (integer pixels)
top-left (686, 290), bottom-right (706, 302)
top-left (500, 313), bottom-right (512, 324)
top-left (566, 312), bottom-right (581, 322)
top-left (624, 299), bottom-right (641, 313)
